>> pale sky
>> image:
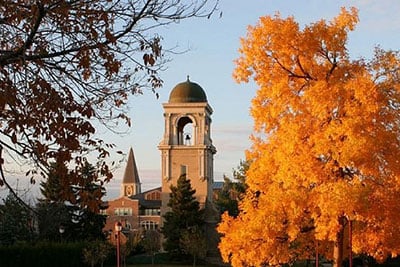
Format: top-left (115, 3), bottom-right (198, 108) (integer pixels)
top-left (102, 0), bottom-right (399, 199)
top-left (2, 0), bottom-right (399, 200)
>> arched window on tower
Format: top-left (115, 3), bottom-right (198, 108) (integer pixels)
top-left (177, 116), bottom-right (194, 146)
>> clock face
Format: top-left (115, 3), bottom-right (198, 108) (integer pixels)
top-left (126, 185), bottom-right (133, 196)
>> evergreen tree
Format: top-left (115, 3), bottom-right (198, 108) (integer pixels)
top-left (36, 161), bottom-right (71, 241)
top-left (215, 160), bottom-right (248, 217)
top-left (69, 161), bottom-right (107, 241)
top-left (215, 176), bottom-right (240, 217)
top-left (39, 161), bottom-right (69, 202)
top-left (0, 193), bottom-right (36, 245)
top-left (231, 159), bottom-right (249, 192)
top-left (162, 174), bottom-right (204, 255)
top-left (37, 160), bottom-right (106, 242)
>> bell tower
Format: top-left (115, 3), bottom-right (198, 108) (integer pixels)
top-left (158, 77), bottom-right (217, 216)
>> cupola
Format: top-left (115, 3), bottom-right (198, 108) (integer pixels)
top-left (168, 76), bottom-right (207, 103)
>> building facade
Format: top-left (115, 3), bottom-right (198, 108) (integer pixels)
top-left (102, 147), bottom-right (161, 234)
top-left (158, 77), bottom-right (217, 221)
top-left (103, 78), bottom-right (220, 251)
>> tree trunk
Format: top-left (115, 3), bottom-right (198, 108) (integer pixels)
top-left (333, 217), bottom-right (345, 267)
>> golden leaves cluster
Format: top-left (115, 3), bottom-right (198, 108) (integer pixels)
top-left (219, 7), bottom-right (400, 266)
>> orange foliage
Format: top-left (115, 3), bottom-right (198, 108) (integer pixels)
top-left (218, 7), bottom-right (400, 267)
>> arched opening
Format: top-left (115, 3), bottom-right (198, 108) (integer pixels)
top-left (177, 116), bottom-right (194, 145)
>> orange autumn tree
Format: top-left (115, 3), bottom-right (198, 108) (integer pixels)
top-left (218, 7), bottom-right (400, 267)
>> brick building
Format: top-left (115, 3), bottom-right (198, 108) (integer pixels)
top-left (102, 148), bottom-right (162, 235)
top-left (102, 78), bottom-right (220, 251)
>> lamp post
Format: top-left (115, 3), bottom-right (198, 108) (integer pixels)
top-left (58, 224), bottom-right (65, 243)
top-left (115, 221), bottom-right (122, 267)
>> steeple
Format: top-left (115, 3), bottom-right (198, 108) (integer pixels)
top-left (121, 147), bottom-right (141, 197)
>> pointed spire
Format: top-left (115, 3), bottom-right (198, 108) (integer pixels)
top-left (121, 147), bottom-right (141, 196)
top-left (123, 147), bottom-right (140, 184)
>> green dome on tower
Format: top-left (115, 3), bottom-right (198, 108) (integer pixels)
top-left (168, 77), bottom-right (207, 103)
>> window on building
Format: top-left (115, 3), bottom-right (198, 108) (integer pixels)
top-left (144, 209), bottom-right (160, 216)
top-left (145, 191), bottom-right (161, 200)
top-left (140, 221), bottom-right (159, 230)
top-left (139, 208), bottom-right (160, 216)
top-left (100, 209), bottom-right (108, 215)
top-left (180, 165), bottom-right (187, 176)
top-left (114, 207), bottom-right (132, 216)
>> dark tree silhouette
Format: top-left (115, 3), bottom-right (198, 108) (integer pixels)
top-left (215, 160), bottom-right (248, 217)
top-left (162, 174), bottom-right (204, 255)
top-left (37, 161), bottom-right (106, 241)
top-left (0, 193), bottom-right (36, 245)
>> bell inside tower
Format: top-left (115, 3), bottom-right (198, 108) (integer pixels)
top-left (177, 116), bottom-right (194, 146)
